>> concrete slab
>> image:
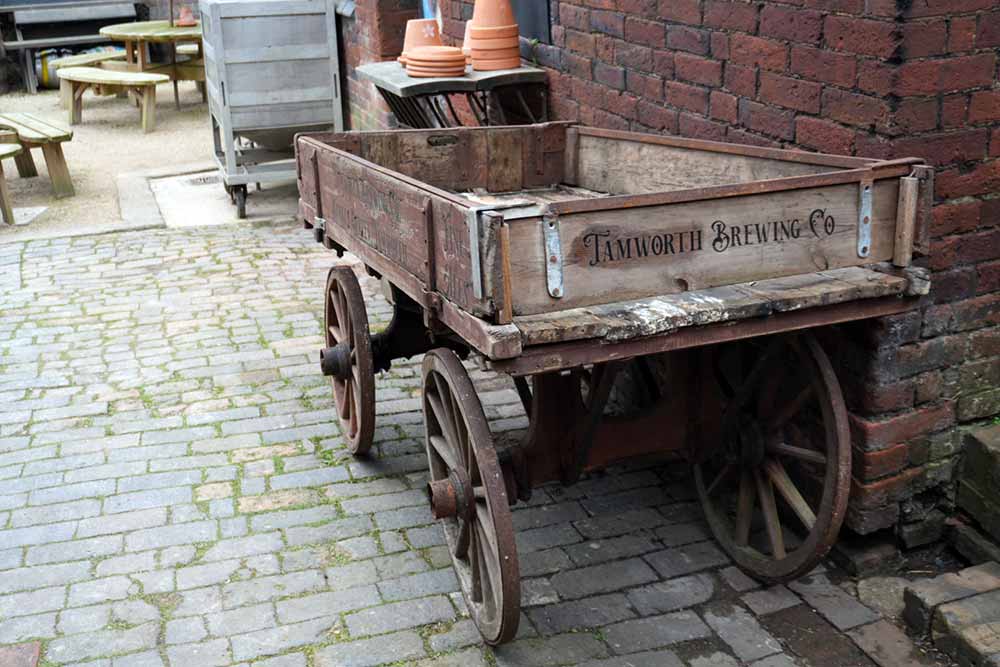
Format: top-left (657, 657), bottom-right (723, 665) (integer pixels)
top-left (149, 170), bottom-right (298, 227)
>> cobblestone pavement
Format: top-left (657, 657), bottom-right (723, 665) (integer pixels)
top-left (0, 223), bottom-right (950, 667)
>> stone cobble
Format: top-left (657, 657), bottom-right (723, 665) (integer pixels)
top-left (0, 223), bottom-right (953, 666)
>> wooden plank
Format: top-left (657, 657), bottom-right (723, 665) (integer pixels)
top-left (0, 112), bottom-right (72, 142)
top-left (578, 126), bottom-right (877, 169)
top-left (487, 128), bottom-right (523, 192)
top-left (511, 267), bottom-right (907, 347)
top-left (318, 147), bottom-right (431, 285)
top-left (57, 66), bottom-right (168, 85)
top-left (912, 165), bottom-right (934, 257)
top-left (506, 178), bottom-right (903, 316)
top-left (576, 132), bottom-right (855, 197)
top-left (893, 176), bottom-right (919, 268)
top-left (493, 296), bottom-right (915, 376)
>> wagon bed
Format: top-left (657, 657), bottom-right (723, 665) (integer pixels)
top-left (294, 122), bottom-right (933, 645)
top-left (297, 122), bottom-right (931, 365)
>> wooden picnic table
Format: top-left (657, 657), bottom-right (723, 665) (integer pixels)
top-left (99, 20), bottom-right (204, 109)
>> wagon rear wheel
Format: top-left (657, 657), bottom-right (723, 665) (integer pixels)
top-left (422, 349), bottom-right (520, 645)
top-left (694, 332), bottom-right (850, 584)
top-left (324, 266), bottom-right (376, 455)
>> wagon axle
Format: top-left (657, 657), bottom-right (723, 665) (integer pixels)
top-left (427, 469), bottom-right (474, 521)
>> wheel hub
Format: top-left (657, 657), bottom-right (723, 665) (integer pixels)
top-left (320, 343), bottom-right (352, 381)
top-left (427, 468), bottom-right (474, 521)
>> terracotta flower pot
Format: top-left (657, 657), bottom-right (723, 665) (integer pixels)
top-left (472, 55), bottom-right (521, 71)
top-left (470, 46), bottom-right (519, 60)
top-left (406, 64), bottom-right (466, 78)
top-left (472, 0), bottom-right (516, 30)
top-left (407, 46), bottom-right (466, 64)
top-left (462, 22), bottom-right (473, 64)
top-left (175, 5), bottom-right (197, 26)
top-left (467, 36), bottom-right (519, 50)
top-left (469, 24), bottom-right (519, 39)
top-left (403, 19), bottom-right (443, 56)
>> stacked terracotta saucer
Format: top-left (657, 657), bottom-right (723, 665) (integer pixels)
top-left (398, 18), bottom-right (443, 65)
top-left (406, 45), bottom-right (467, 78)
top-left (468, 0), bottom-right (521, 71)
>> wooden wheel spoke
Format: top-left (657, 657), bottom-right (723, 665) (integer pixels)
top-left (707, 464), bottom-right (733, 497)
top-left (764, 458), bottom-right (816, 530)
top-left (454, 517), bottom-right (471, 558)
top-left (470, 527), bottom-right (483, 602)
top-left (767, 442), bottom-right (826, 466)
top-left (723, 339), bottom-right (781, 425)
top-left (754, 468), bottom-right (786, 559)
top-left (768, 384), bottom-right (813, 430)
top-left (345, 380), bottom-right (358, 436)
top-left (734, 469), bottom-right (755, 547)
top-left (475, 504), bottom-right (503, 613)
top-left (327, 323), bottom-right (343, 343)
top-left (427, 390), bottom-right (462, 459)
top-left (429, 434), bottom-right (461, 472)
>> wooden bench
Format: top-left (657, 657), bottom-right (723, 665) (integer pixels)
top-left (50, 50), bottom-right (128, 107)
top-left (0, 144), bottom-right (25, 225)
top-left (58, 67), bottom-right (169, 133)
top-left (0, 1), bottom-right (138, 93)
top-left (0, 113), bottom-right (75, 198)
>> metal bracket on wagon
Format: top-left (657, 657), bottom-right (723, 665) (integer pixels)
top-left (466, 207), bottom-right (492, 301)
top-left (857, 179), bottom-right (873, 259)
top-left (543, 213), bottom-right (564, 299)
top-left (312, 217), bottom-right (326, 244)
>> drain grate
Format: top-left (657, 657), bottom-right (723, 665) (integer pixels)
top-left (188, 174), bottom-right (221, 186)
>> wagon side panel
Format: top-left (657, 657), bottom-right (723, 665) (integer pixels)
top-left (507, 178), bottom-right (902, 316)
top-left (312, 147), bottom-right (495, 318)
top-left (318, 148), bottom-right (431, 286)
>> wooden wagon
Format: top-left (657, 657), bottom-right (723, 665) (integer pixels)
top-left (294, 122), bottom-right (933, 645)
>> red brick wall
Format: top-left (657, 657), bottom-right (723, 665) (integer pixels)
top-left (436, 0), bottom-right (1000, 542)
top-left (340, 0), bottom-right (420, 130)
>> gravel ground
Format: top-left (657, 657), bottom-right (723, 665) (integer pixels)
top-left (1, 82), bottom-right (212, 243)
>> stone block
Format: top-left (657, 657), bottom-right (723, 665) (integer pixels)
top-left (830, 529), bottom-right (901, 576)
top-left (905, 562), bottom-right (1000, 636)
top-left (959, 481), bottom-right (1000, 545)
top-left (0, 642), bottom-right (40, 667)
top-left (848, 620), bottom-right (939, 666)
top-left (952, 523), bottom-right (1000, 566)
top-left (900, 509), bottom-right (947, 549)
top-left (934, 588), bottom-right (1000, 658)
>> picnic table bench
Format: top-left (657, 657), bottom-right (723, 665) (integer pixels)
top-left (0, 113), bottom-right (75, 198)
top-left (50, 50), bottom-right (128, 107)
top-left (0, 0), bottom-right (138, 93)
top-left (58, 67), bottom-right (168, 132)
top-left (0, 144), bottom-right (25, 224)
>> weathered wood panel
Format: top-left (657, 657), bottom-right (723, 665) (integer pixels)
top-left (317, 148), bottom-right (431, 285)
top-left (298, 124), bottom-right (569, 193)
top-left (306, 143), bottom-right (494, 317)
top-left (512, 267), bottom-right (908, 347)
top-left (202, 0), bottom-right (342, 135)
top-left (574, 132), bottom-right (854, 195)
top-left (506, 178), bottom-right (902, 316)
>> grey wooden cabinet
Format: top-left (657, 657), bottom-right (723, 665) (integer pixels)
top-left (199, 0), bottom-right (345, 216)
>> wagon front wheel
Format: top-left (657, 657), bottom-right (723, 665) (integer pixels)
top-left (422, 349), bottom-right (520, 645)
top-left (323, 266), bottom-right (376, 455)
top-left (695, 332), bottom-right (851, 584)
